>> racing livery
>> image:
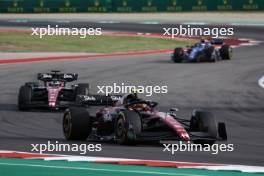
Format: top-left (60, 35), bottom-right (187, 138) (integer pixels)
top-left (63, 93), bottom-right (227, 145)
top-left (171, 39), bottom-right (232, 63)
top-left (18, 70), bottom-right (89, 110)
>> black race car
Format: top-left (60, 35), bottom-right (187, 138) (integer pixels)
top-left (18, 70), bottom-right (89, 110)
top-left (171, 39), bottom-right (232, 63)
top-left (63, 93), bottom-right (227, 145)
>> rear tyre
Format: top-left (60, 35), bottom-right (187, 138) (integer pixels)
top-left (218, 122), bottom-right (227, 140)
top-left (172, 48), bottom-right (184, 63)
top-left (18, 85), bottom-right (32, 111)
top-left (190, 110), bottom-right (217, 145)
top-left (63, 106), bottom-right (91, 140)
top-left (75, 83), bottom-right (89, 100)
top-left (115, 110), bottom-right (142, 145)
top-left (205, 46), bottom-right (216, 62)
top-left (220, 45), bottom-right (232, 60)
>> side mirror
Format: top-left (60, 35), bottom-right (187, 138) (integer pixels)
top-left (169, 108), bottom-right (179, 117)
top-left (170, 108), bottom-right (179, 112)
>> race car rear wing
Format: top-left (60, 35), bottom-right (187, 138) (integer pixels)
top-left (37, 73), bottom-right (78, 82)
top-left (77, 95), bottom-right (122, 106)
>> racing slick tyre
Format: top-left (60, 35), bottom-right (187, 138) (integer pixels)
top-left (25, 82), bottom-right (39, 87)
top-left (18, 85), bottom-right (32, 111)
top-left (116, 110), bottom-right (142, 145)
top-left (204, 46), bottom-right (216, 62)
top-left (75, 83), bottom-right (89, 100)
top-left (220, 45), bottom-right (232, 60)
top-left (63, 106), bottom-right (92, 140)
top-left (172, 48), bottom-right (184, 63)
top-left (190, 110), bottom-right (218, 145)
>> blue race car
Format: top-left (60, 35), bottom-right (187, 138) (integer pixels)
top-left (171, 39), bottom-right (232, 63)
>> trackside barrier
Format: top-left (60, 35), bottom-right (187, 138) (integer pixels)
top-left (0, 0), bottom-right (263, 13)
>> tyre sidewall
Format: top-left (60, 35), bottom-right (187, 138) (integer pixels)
top-left (172, 48), bottom-right (184, 63)
top-left (63, 106), bottom-right (91, 140)
top-left (190, 110), bottom-right (218, 145)
top-left (115, 110), bottom-right (142, 145)
top-left (18, 85), bottom-right (32, 110)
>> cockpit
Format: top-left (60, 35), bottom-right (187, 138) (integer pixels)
top-left (117, 93), bottom-right (158, 111)
top-left (47, 81), bottom-right (64, 87)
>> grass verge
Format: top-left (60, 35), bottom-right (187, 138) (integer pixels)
top-left (0, 32), bottom-right (195, 53)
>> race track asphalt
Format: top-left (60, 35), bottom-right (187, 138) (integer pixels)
top-left (0, 19), bottom-right (263, 166)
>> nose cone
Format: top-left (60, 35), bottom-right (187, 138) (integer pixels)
top-left (181, 132), bottom-right (190, 141)
top-left (49, 102), bottom-right (56, 107)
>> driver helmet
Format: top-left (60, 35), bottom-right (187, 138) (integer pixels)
top-left (123, 93), bottom-right (150, 111)
top-left (200, 37), bottom-right (205, 43)
top-left (131, 102), bottom-right (149, 111)
top-left (49, 80), bottom-right (61, 86)
top-left (123, 93), bottom-right (138, 104)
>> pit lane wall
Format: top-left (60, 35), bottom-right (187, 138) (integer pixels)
top-left (0, 0), bottom-right (263, 13)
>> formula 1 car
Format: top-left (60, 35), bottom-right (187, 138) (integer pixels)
top-left (171, 39), bottom-right (232, 63)
top-left (63, 93), bottom-right (227, 145)
top-left (18, 70), bottom-right (89, 110)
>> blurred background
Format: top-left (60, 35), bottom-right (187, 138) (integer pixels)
top-left (0, 0), bottom-right (263, 13)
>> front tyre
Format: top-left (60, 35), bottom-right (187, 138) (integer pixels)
top-left (115, 110), bottom-right (142, 145)
top-left (172, 48), bottom-right (185, 63)
top-left (220, 45), bottom-right (232, 60)
top-left (205, 46), bottom-right (216, 62)
top-left (18, 85), bottom-right (32, 111)
top-left (190, 110), bottom-right (218, 145)
top-left (63, 106), bottom-right (91, 140)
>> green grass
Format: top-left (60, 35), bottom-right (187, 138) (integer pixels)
top-left (0, 32), bottom-right (195, 53)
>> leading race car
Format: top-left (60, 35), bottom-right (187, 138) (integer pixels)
top-left (171, 39), bottom-right (232, 63)
top-left (18, 70), bottom-right (89, 110)
top-left (63, 93), bottom-right (227, 145)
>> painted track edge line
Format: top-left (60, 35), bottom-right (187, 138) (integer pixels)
top-left (258, 76), bottom-right (264, 89)
top-left (0, 162), bottom-right (203, 176)
top-left (0, 150), bottom-right (263, 173)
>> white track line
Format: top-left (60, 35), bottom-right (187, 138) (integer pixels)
top-left (258, 76), bottom-right (264, 89)
top-left (138, 21), bottom-right (160, 24)
top-left (1, 150), bottom-right (264, 173)
top-left (182, 22), bottom-right (207, 25)
top-left (98, 21), bottom-right (120, 24)
top-left (230, 23), bottom-right (264, 26)
top-left (0, 162), bottom-right (204, 176)
top-left (194, 165), bottom-right (264, 173)
top-left (56, 20), bottom-right (70, 23)
top-left (8, 20), bottom-right (28, 23)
